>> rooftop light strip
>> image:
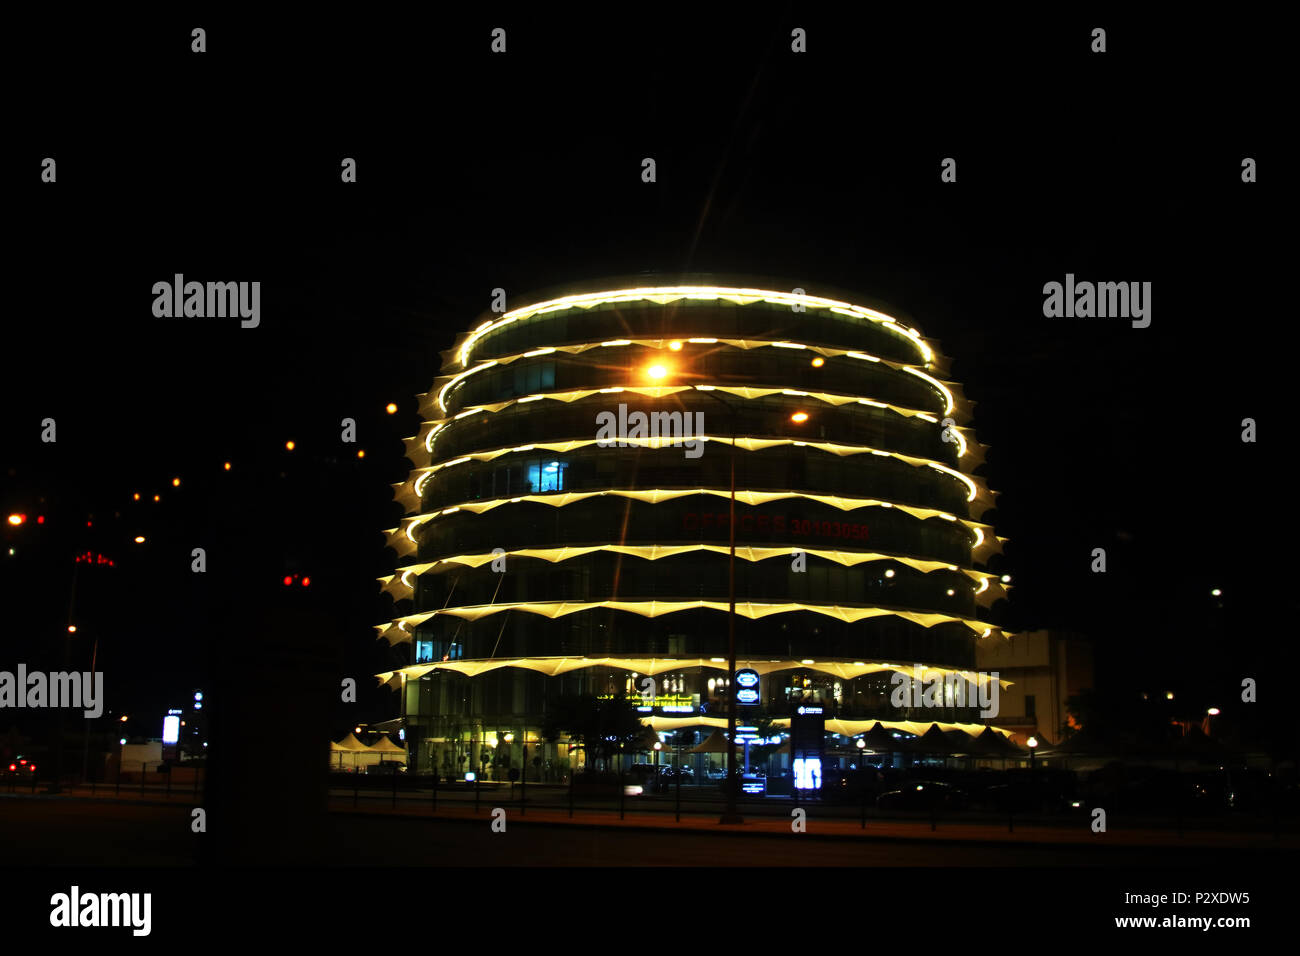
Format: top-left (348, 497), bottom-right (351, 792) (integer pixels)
top-left (456, 286), bottom-right (933, 368)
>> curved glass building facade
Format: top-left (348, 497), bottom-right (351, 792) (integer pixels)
top-left (377, 280), bottom-right (1010, 780)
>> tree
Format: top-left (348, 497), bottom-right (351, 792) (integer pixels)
top-left (541, 694), bottom-right (645, 773)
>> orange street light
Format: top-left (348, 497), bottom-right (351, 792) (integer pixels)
top-left (386, 403), bottom-right (398, 414)
top-left (646, 364), bottom-right (669, 381)
top-left (285, 440), bottom-right (295, 451)
top-left (152, 494), bottom-right (160, 502)
top-left (67, 625), bottom-right (77, 634)
top-left (133, 536), bottom-right (146, 544)
top-left (668, 341), bottom-right (683, 351)
top-left (810, 357), bottom-right (824, 367)
top-left (223, 462), bottom-right (232, 471)
top-left (172, 477), bottom-right (181, 487)
top-left (790, 411), bottom-right (809, 423)
top-left (6, 514), bottom-right (25, 526)
top-left (357, 449), bottom-right (366, 459)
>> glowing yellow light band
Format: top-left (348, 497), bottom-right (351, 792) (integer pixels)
top-left (903, 367), bottom-right (954, 416)
top-left (398, 487), bottom-right (992, 544)
top-left (436, 361), bottom-right (496, 414)
top-left (374, 599), bottom-right (999, 638)
top-left (426, 382), bottom-right (959, 444)
top-left (388, 543), bottom-right (985, 584)
top-left (406, 435), bottom-right (982, 503)
top-left (456, 286), bottom-right (933, 368)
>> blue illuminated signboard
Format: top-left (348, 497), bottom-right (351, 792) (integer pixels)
top-left (735, 669), bottom-right (760, 707)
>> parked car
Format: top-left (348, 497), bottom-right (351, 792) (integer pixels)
top-left (876, 780), bottom-right (967, 811)
top-left (3, 757), bottom-right (37, 782)
top-left (365, 762), bottom-right (407, 775)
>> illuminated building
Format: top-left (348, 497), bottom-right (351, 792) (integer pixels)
top-left (376, 278), bottom-right (1011, 780)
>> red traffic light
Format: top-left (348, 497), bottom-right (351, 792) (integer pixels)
top-left (301, 576), bottom-right (311, 587)
top-left (283, 576), bottom-right (293, 586)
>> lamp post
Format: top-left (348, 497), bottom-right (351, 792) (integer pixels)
top-left (1027, 735), bottom-right (1039, 812)
top-left (645, 360), bottom-right (810, 825)
top-left (694, 386), bottom-right (742, 825)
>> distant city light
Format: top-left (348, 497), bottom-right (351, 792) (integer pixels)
top-left (1001, 574), bottom-right (1012, 583)
top-left (810, 357), bottom-right (825, 367)
top-left (1207, 707), bottom-right (1220, 716)
top-left (223, 462), bottom-right (232, 471)
top-left (790, 412), bottom-right (809, 423)
top-left (1166, 692), bottom-right (1175, 700)
top-left (67, 625), bottom-right (77, 634)
top-left (283, 576), bottom-right (293, 586)
top-left (301, 576), bottom-right (311, 587)
top-left (172, 477), bottom-right (180, 487)
top-left (7, 514), bottom-right (25, 526)
top-left (153, 495), bottom-right (160, 502)
top-left (36, 516), bottom-right (44, 524)
top-left (386, 403), bottom-right (398, 414)
top-left (133, 536), bottom-right (145, 544)
top-left (668, 341), bottom-right (683, 351)
top-left (133, 493), bottom-right (140, 501)
top-left (285, 440), bottom-right (295, 451)
top-left (1211, 588), bottom-right (1222, 597)
top-left (884, 569), bottom-right (895, 578)
top-left (357, 449), bottom-right (365, 458)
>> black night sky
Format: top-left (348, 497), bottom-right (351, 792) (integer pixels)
top-left (3, 10), bottom-right (1289, 754)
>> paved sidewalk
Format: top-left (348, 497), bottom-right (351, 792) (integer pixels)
top-left (328, 800), bottom-right (1299, 849)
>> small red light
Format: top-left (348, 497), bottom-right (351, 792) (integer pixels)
top-left (87, 521), bottom-right (92, 527)
top-left (301, 576), bottom-right (310, 587)
top-left (7, 765), bottom-right (14, 772)
top-left (283, 576), bottom-right (293, 586)
top-left (37, 516), bottom-right (45, 524)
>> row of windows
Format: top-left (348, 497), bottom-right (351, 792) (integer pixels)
top-left (446, 351), bottom-right (945, 418)
top-left (412, 557), bottom-right (977, 616)
top-left (467, 301), bottom-right (923, 367)
top-left (431, 393), bottom-right (959, 467)
top-left (417, 498), bottom-right (976, 567)
top-left (421, 446), bottom-right (971, 517)
top-left (402, 667), bottom-right (986, 725)
top-left (403, 611), bottom-right (979, 669)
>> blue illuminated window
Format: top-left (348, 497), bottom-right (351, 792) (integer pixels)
top-left (527, 459), bottom-right (566, 492)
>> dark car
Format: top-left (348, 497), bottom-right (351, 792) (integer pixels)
top-left (365, 762), bottom-right (407, 775)
top-left (876, 780), bottom-right (966, 811)
top-left (3, 756), bottom-right (37, 783)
